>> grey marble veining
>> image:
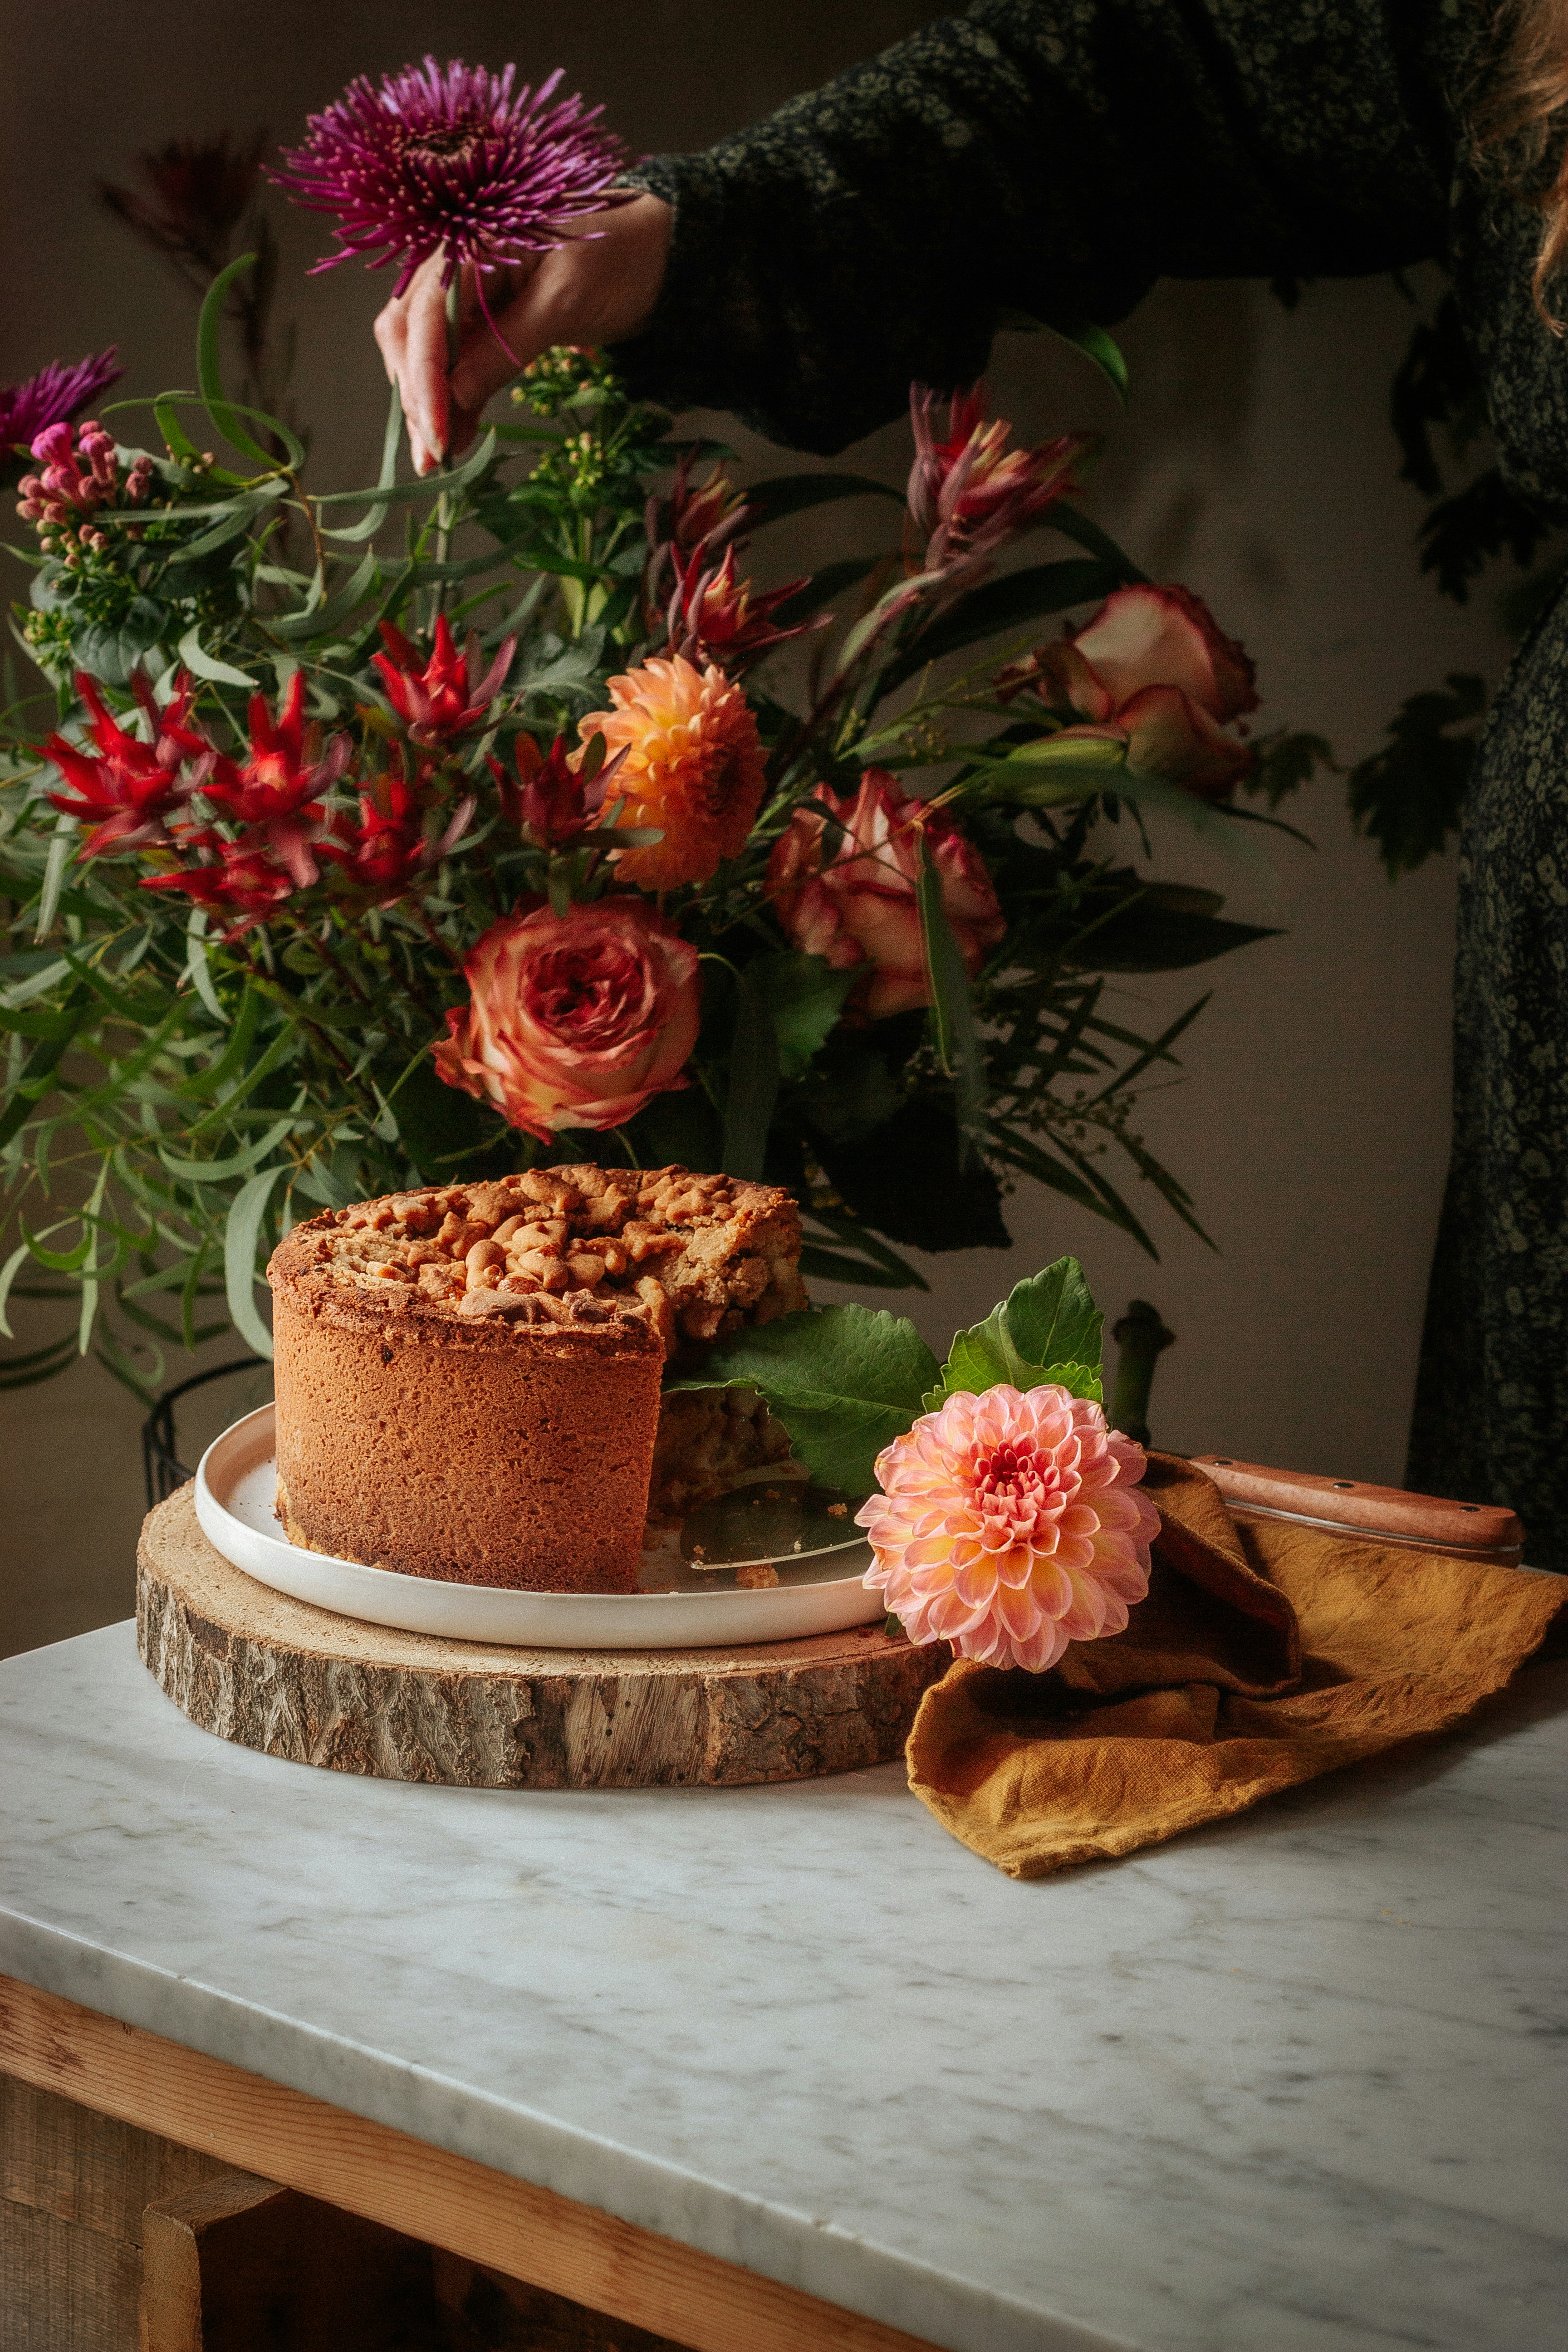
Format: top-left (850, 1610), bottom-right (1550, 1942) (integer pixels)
top-left (2, 1625), bottom-right (1565, 2352)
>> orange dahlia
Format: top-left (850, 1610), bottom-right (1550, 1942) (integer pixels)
top-left (578, 654), bottom-right (766, 891)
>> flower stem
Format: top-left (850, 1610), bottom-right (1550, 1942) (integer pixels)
top-left (432, 271), bottom-right (462, 615)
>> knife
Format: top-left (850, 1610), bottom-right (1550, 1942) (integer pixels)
top-left (1188, 1455), bottom-right (1526, 1568)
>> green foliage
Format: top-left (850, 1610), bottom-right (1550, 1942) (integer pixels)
top-left (671, 1255), bottom-right (1109, 1495)
top-left (666, 1303), bottom-right (941, 1496)
top-left (1347, 673), bottom-right (1486, 878)
top-left (929, 1256), bottom-right (1103, 1407)
top-left (0, 258), bottom-right (1292, 1398)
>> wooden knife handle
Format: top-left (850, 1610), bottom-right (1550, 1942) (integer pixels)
top-left (1189, 1455), bottom-right (1525, 1563)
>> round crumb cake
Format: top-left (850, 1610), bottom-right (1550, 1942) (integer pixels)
top-left (267, 1162), bottom-right (805, 1592)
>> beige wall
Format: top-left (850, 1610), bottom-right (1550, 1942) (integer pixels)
top-left (0, 3), bottom-right (1506, 1655)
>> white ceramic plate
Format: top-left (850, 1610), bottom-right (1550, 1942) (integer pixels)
top-left (194, 1405), bottom-right (882, 1651)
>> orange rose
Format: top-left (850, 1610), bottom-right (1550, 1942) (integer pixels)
top-left (767, 769), bottom-right (1005, 1020)
top-left (433, 897), bottom-right (700, 1141)
top-left (577, 654), bottom-right (766, 891)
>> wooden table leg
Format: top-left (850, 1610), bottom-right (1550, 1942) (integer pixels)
top-left (1, 1979), bottom-right (941, 2352)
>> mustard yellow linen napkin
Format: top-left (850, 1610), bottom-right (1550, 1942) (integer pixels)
top-left (905, 1455), bottom-right (1565, 1879)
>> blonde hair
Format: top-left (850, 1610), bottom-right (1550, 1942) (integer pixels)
top-left (1477, 0), bottom-right (1568, 326)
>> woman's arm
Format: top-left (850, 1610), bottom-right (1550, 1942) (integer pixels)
top-left (378, 0), bottom-right (1461, 465)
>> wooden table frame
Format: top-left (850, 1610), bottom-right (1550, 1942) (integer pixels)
top-left (0, 1974), bottom-right (941, 2352)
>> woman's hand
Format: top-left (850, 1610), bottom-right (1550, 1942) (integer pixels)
top-left (372, 194), bottom-right (673, 475)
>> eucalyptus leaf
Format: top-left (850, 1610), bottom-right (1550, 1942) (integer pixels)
top-left (197, 256), bottom-right (301, 469)
top-left (176, 625), bottom-right (255, 689)
top-left (224, 1166), bottom-right (285, 1357)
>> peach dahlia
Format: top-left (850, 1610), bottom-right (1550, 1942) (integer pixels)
top-left (578, 654), bottom-right (766, 891)
top-left (855, 1383), bottom-right (1159, 1673)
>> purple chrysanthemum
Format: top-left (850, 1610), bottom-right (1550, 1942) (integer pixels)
top-left (0, 349), bottom-right (123, 456)
top-left (272, 56), bottom-right (629, 299)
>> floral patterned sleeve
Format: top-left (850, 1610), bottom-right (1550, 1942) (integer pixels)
top-left (612, 0), bottom-right (1463, 454)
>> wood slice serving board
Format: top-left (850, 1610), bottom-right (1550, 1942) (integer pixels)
top-left (137, 1486), bottom-right (951, 1790)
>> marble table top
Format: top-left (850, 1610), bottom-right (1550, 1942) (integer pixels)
top-left (1, 1622), bottom-right (1564, 2352)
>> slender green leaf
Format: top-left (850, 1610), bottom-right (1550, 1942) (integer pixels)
top-left (916, 835), bottom-right (983, 1138)
top-left (160, 1115), bottom-right (296, 1183)
top-left (881, 559), bottom-right (1118, 691)
top-left (308, 428), bottom-right (496, 510)
top-left (224, 1166), bottom-right (284, 1357)
top-left (0, 1239), bottom-right (31, 1337)
top-left (268, 550), bottom-right (379, 644)
top-left (173, 479), bottom-right (289, 561)
top-left (744, 471), bottom-right (903, 526)
top-left (176, 625), bottom-right (255, 689)
top-left (153, 397), bottom-right (201, 463)
top-left (198, 256), bottom-right (286, 467)
top-left (319, 382), bottom-right (405, 543)
top-left (1050, 318), bottom-right (1131, 404)
top-left (0, 958), bottom-right (71, 1012)
top-left (34, 814), bottom-right (76, 943)
top-left (1051, 504), bottom-right (1148, 584)
top-left (0, 982), bottom-right (92, 1150)
top-left (184, 913), bottom-right (227, 1023)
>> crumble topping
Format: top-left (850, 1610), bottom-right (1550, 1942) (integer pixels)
top-left (307, 1162), bottom-right (806, 1357)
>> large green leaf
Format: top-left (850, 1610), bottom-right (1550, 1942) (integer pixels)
top-left (72, 598), bottom-right (167, 688)
top-left (667, 1303), bottom-right (940, 1496)
top-left (755, 950), bottom-right (855, 1082)
top-left (932, 1257), bottom-right (1104, 1407)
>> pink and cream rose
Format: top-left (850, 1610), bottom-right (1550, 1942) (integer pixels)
top-left (856, 1383), bottom-right (1159, 1673)
top-left (766, 768), bottom-right (1005, 1020)
top-left (433, 896), bottom-right (700, 1142)
top-left (1000, 583), bottom-right (1260, 801)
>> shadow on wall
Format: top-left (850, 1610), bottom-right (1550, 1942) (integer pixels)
top-left (0, 4), bottom-right (1504, 1654)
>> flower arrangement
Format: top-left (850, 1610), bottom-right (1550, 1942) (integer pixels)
top-left (672, 1250), bottom-right (1155, 1673)
top-left (0, 58), bottom-right (1307, 1402)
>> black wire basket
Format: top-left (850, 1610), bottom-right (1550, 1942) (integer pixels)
top-left (140, 1356), bottom-right (268, 1510)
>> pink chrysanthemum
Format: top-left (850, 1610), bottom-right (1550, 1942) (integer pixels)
top-left (272, 57), bottom-right (629, 299)
top-left (855, 1384), bottom-right (1160, 1674)
top-left (0, 350), bottom-right (122, 457)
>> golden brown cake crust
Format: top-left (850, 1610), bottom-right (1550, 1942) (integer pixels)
top-left (265, 1164), bottom-right (806, 1594)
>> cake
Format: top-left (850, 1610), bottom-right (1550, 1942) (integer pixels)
top-left (266, 1162), bottom-right (806, 1592)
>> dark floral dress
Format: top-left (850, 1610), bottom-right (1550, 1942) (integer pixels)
top-left (617, 0), bottom-right (1568, 1565)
